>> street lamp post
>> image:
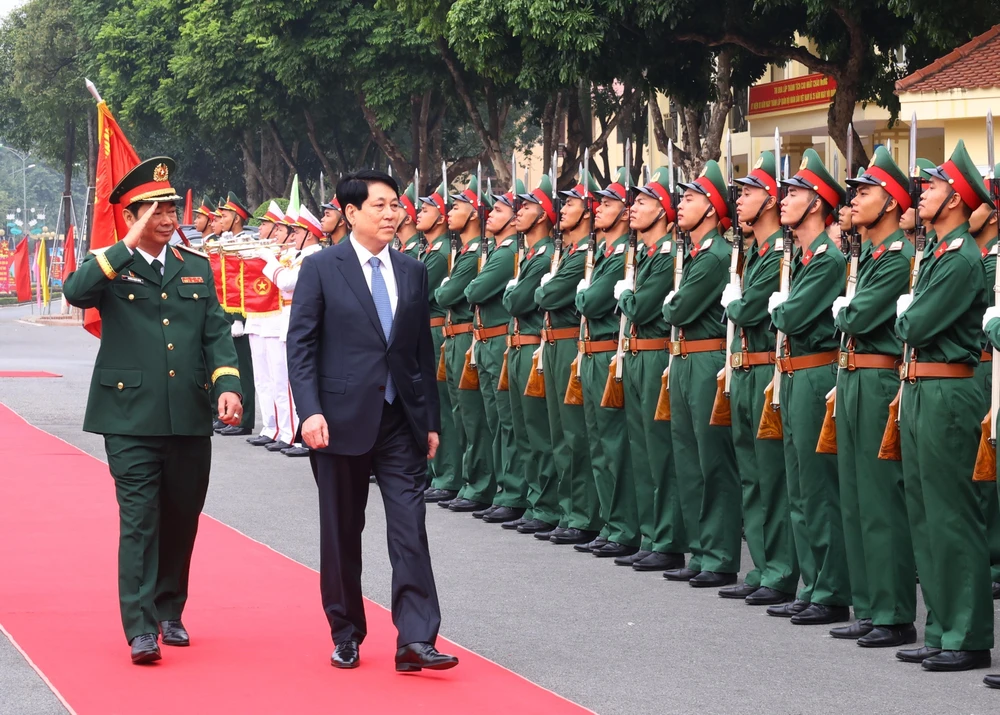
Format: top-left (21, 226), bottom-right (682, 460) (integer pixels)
top-left (0, 144), bottom-right (31, 250)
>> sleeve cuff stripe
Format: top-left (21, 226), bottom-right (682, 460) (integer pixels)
top-left (211, 367), bottom-right (241, 383)
top-left (96, 253), bottom-right (117, 280)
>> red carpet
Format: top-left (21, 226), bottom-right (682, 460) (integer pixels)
top-left (0, 371), bottom-right (62, 378)
top-left (0, 403), bottom-right (593, 715)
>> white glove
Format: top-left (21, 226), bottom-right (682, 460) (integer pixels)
top-left (506, 278), bottom-right (518, 289)
top-left (539, 272), bottom-right (554, 287)
top-left (767, 291), bottom-right (788, 315)
top-left (440, 276), bottom-right (450, 287)
top-left (720, 283), bottom-right (742, 309)
top-left (663, 290), bottom-right (676, 307)
top-left (231, 320), bottom-right (245, 338)
top-left (613, 276), bottom-right (634, 300)
top-left (831, 295), bottom-right (851, 320)
top-left (896, 293), bottom-right (913, 317)
top-left (260, 249), bottom-right (279, 265)
top-left (983, 305), bottom-right (1000, 332)
top-left (576, 278), bottom-right (591, 294)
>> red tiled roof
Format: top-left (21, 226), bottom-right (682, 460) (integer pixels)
top-left (896, 24), bottom-right (1000, 93)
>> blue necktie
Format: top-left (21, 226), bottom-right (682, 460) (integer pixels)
top-left (369, 256), bottom-right (396, 404)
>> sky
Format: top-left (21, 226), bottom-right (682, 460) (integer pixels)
top-left (0, 0), bottom-right (22, 17)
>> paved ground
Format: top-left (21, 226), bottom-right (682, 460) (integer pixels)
top-left (1, 302), bottom-right (999, 714)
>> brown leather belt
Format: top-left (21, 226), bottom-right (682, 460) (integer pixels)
top-left (577, 339), bottom-right (618, 355)
top-left (731, 351), bottom-right (775, 369)
top-left (624, 337), bottom-right (670, 352)
top-left (777, 349), bottom-right (839, 374)
top-left (443, 322), bottom-right (474, 337)
top-left (982, 351), bottom-right (993, 362)
top-left (900, 361), bottom-right (975, 380)
top-left (474, 324), bottom-right (508, 341)
top-left (541, 327), bottom-right (579, 343)
top-left (838, 351), bottom-right (898, 370)
top-left (429, 317), bottom-right (446, 328)
top-left (670, 338), bottom-right (726, 357)
top-left (508, 334), bottom-right (542, 348)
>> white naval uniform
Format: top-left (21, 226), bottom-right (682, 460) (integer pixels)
top-left (244, 261), bottom-right (285, 442)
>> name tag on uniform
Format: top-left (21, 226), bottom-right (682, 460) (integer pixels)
top-left (181, 276), bottom-right (205, 284)
top-left (121, 274), bottom-right (144, 284)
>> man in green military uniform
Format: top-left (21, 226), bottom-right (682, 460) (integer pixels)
top-left (895, 140), bottom-right (992, 672)
top-left (575, 169), bottom-right (640, 559)
top-left (436, 177), bottom-right (496, 512)
top-left (466, 181), bottom-right (526, 525)
top-left (827, 147), bottom-right (917, 646)
top-left (398, 181), bottom-right (423, 258)
top-left (720, 151), bottom-right (799, 604)
top-left (63, 157), bottom-right (243, 664)
top-left (194, 195), bottom-right (215, 240)
top-left (767, 149), bottom-right (850, 624)
top-left (320, 195), bottom-right (349, 245)
top-left (613, 168), bottom-right (686, 571)
top-left (501, 174), bottom-right (559, 533)
top-left (662, 161), bottom-right (740, 587)
top-left (418, 185), bottom-right (464, 501)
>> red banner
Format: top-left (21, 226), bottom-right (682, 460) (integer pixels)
top-left (64, 226), bottom-right (76, 277)
top-left (13, 239), bottom-right (31, 302)
top-left (0, 244), bottom-right (10, 294)
top-left (209, 251), bottom-right (280, 315)
top-left (242, 257), bottom-right (280, 314)
top-left (748, 74), bottom-right (837, 116)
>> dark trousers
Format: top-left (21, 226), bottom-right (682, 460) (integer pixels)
top-left (310, 401), bottom-right (442, 648)
top-left (104, 435), bottom-right (211, 642)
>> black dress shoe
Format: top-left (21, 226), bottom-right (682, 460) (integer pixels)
top-left (896, 646), bottom-right (943, 663)
top-left (219, 425), bottom-right (252, 436)
top-left (247, 434), bottom-right (275, 446)
top-left (790, 603), bottom-right (850, 625)
top-left (483, 506), bottom-right (525, 524)
top-left (745, 587), bottom-right (794, 606)
top-left (281, 446), bottom-right (310, 457)
top-left (922, 650), bottom-right (992, 672)
top-left (690, 571), bottom-right (737, 588)
top-left (213, 419), bottom-right (226, 433)
top-left (501, 517), bottom-right (526, 530)
top-left (130, 634), bottom-right (161, 664)
top-left (536, 526), bottom-right (567, 541)
top-left (718, 582), bottom-right (759, 599)
top-left (574, 536), bottom-right (607, 552)
top-left (158, 620), bottom-right (189, 646)
top-left (265, 440), bottom-right (291, 452)
top-left (829, 618), bottom-right (873, 640)
top-left (331, 640), bottom-right (360, 669)
top-left (984, 673), bottom-right (1000, 689)
top-left (517, 519), bottom-right (555, 534)
top-left (858, 623), bottom-right (917, 648)
top-left (632, 552), bottom-right (685, 572)
top-left (395, 642), bottom-right (459, 672)
top-left (551, 528), bottom-right (599, 545)
top-left (425, 489), bottom-right (458, 503)
top-left (614, 549), bottom-right (652, 566)
top-left (473, 505), bottom-right (498, 519)
top-left (993, 582), bottom-right (1000, 599)
top-left (664, 567), bottom-right (700, 581)
top-left (592, 541), bottom-right (638, 558)
top-left (767, 599), bottom-right (809, 617)
top-left (437, 497), bottom-right (457, 508)
top-left (448, 499), bottom-right (489, 513)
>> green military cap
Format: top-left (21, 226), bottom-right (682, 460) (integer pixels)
top-left (635, 166), bottom-right (677, 221)
top-left (847, 145), bottom-right (912, 211)
top-left (400, 181), bottom-right (419, 222)
top-left (781, 148), bottom-right (846, 209)
top-left (915, 158), bottom-right (936, 178)
top-left (420, 181), bottom-right (448, 215)
top-left (735, 151), bottom-right (777, 198)
top-left (595, 167), bottom-right (633, 202)
top-left (213, 197), bottom-right (226, 218)
top-left (560, 169), bottom-right (601, 201)
top-left (222, 191), bottom-right (250, 221)
top-left (109, 157), bottom-right (182, 206)
top-left (518, 173), bottom-right (557, 224)
top-left (452, 175), bottom-right (485, 209)
top-left (925, 139), bottom-right (992, 210)
top-left (679, 159), bottom-right (731, 228)
top-left (493, 178), bottom-right (526, 209)
top-left (196, 194), bottom-right (214, 217)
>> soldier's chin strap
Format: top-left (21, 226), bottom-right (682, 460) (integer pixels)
top-left (225, 214), bottom-right (238, 234)
top-left (929, 189), bottom-right (955, 226)
top-left (687, 204), bottom-right (714, 234)
top-left (639, 209), bottom-right (666, 233)
top-left (791, 194), bottom-right (819, 231)
top-left (526, 203), bottom-right (547, 231)
top-left (864, 195), bottom-right (895, 230)
top-left (746, 196), bottom-right (774, 227)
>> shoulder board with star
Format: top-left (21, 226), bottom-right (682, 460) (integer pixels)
top-left (814, 243), bottom-right (828, 255)
top-left (888, 240), bottom-right (904, 252)
top-left (500, 239), bottom-right (514, 248)
top-left (701, 238), bottom-right (713, 250)
top-left (177, 244), bottom-right (208, 259)
top-left (660, 241), bottom-right (672, 254)
top-left (614, 243), bottom-right (625, 255)
top-left (534, 245), bottom-right (546, 256)
top-left (946, 237), bottom-right (964, 252)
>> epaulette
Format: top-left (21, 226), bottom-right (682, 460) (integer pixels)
top-left (500, 239), bottom-right (514, 248)
top-left (946, 237), bottom-right (964, 252)
top-left (701, 238), bottom-right (713, 250)
top-left (888, 240), bottom-right (904, 252)
top-left (535, 245), bottom-right (547, 256)
top-left (613, 243), bottom-right (625, 255)
top-left (466, 242), bottom-right (479, 253)
top-left (404, 241), bottom-right (417, 251)
top-left (660, 241), bottom-right (672, 254)
top-left (432, 242), bottom-right (444, 251)
top-left (775, 238), bottom-right (784, 251)
top-left (989, 244), bottom-right (998, 256)
top-left (814, 243), bottom-right (828, 255)
top-left (177, 244), bottom-right (209, 259)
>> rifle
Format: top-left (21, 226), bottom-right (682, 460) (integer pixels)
top-left (566, 149), bottom-right (592, 406)
top-left (757, 130), bottom-right (788, 440)
top-left (975, 109), bottom-right (999, 481)
top-left (415, 168), bottom-right (427, 254)
top-left (710, 131), bottom-right (742, 426)
top-left (602, 139), bottom-right (635, 409)
top-left (526, 153), bottom-right (561, 398)
top-left (655, 140), bottom-right (679, 421)
top-left (459, 162), bottom-right (484, 391)
top-left (498, 153), bottom-right (521, 392)
top-left (437, 160), bottom-right (453, 383)
top-left (879, 113), bottom-right (926, 460)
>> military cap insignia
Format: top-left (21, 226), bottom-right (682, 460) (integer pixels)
top-left (153, 163), bottom-right (169, 182)
top-left (868, 154), bottom-right (878, 168)
top-left (799, 156), bottom-right (809, 171)
top-left (754, 156), bottom-right (764, 169)
top-left (699, 166), bottom-right (708, 178)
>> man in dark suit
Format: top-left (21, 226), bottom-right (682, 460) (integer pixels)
top-left (287, 170), bottom-right (458, 673)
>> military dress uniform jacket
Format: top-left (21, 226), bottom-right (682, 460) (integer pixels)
top-left (63, 240), bottom-right (242, 436)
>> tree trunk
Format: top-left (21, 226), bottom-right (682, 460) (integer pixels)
top-left (303, 109), bottom-right (337, 184)
top-left (242, 129), bottom-right (280, 200)
top-left (62, 118), bottom-right (75, 196)
top-left (358, 94), bottom-right (413, 178)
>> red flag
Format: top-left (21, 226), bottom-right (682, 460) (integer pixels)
top-left (63, 226), bottom-right (76, 277)
top-left (13, 238), bottom-right (31, 303)
top-left (183, 189), bottom-right (193, 225)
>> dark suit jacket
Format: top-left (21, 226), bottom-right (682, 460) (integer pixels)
top-left (286, 239), bottom-right (441, 455)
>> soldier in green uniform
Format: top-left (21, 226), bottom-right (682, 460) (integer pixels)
top-left (466, 181), bottom-right (526, 525)
top-left (575, 169), bottom-right (641, 558)
top-left (194, 195), bottom-right (215, 240)
top-left (533, 173), bottom-right (604, 545)
top-left (435, 177), bottom-right (496, 512)
top-left (614, 168), bottom-right (686, 571)
top-left (418, 185), bottom-right (463, 501)
top-left (320, 195), bottom-right (349, 245)
top-left (398, 181), bottom-right (423, 258)
top-left (662, 161), bottom-right (740, 587)
top-left (827, 147), bottom-right (917, 646)
top-left (895, 141), bottom-right (993, 672)
top-left (767, 149), bottom-right (850, 624)
top-left (721, 151), bottom-right (799, 604)
top-left (502, 175), bottom-right (559, 533)
top-left (63, 158), bottom-right (243, 664)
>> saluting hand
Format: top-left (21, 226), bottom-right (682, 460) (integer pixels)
top-left (122, 201), bottom-right (161, 250)
top-left (302, 413), bottom-right (330, 450)
top-left (218, 392), bottom-right (243, 426)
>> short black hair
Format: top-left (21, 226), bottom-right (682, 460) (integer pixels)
top-left (336, 170), bottom-right (399, 212)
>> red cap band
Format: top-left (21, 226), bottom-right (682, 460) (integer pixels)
top-left (694, 176), bottom-right (731, 230)
top-left (224, 201), bottom-right (249, 221)
top-left (941, 160), bottom-right (984, 210)
top-left (646, 183), bottom-right (676, 222)
top-left (400, 195), bottom-right (417, 223)
top-left (796, 169), bottom-right (840, 210)
top-left (864, 166), bottom-right (912, 212)
top-left (749, 169), bottom-right (777, 198)
top-left (532, 188), bottom-right (557, 224)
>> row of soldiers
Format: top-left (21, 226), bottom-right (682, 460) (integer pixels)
top-left (413, 138), bottom-right (1000, 683)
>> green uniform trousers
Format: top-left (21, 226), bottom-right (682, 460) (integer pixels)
top-left (730, 365), bottom-right (799, 593)
top-left (508, 345), bottom-right (558, 523)
top-left (477, 336), bottom-right (524, 509)
top-left (669, 352), bottom-right (741, 573)
top-left (446, 334), bottom-right (496, 504)
top-left (580, 350), bottom-right (639, 547)
top-left (544, 339), bottom-right (600, 531)
top-left (836, 367), bottom-right (916, 625)
top-left (974, 360), bottom-right (1000, 583)
top-left (104, 434), bottom-right (211, 642)
top-left (780, 365), bottom-right (850, 606)
top-left (624, 349), bottom-right (685, 554)
top-left (430, 329), bottom-right (463, 491)
top-left (900, 378), bottom-right (994, 650)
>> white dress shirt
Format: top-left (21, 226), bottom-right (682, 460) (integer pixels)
top-left (131, 245), bottom-right (168, 274)
top-left (350, 233), bottom-right (398, 315)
